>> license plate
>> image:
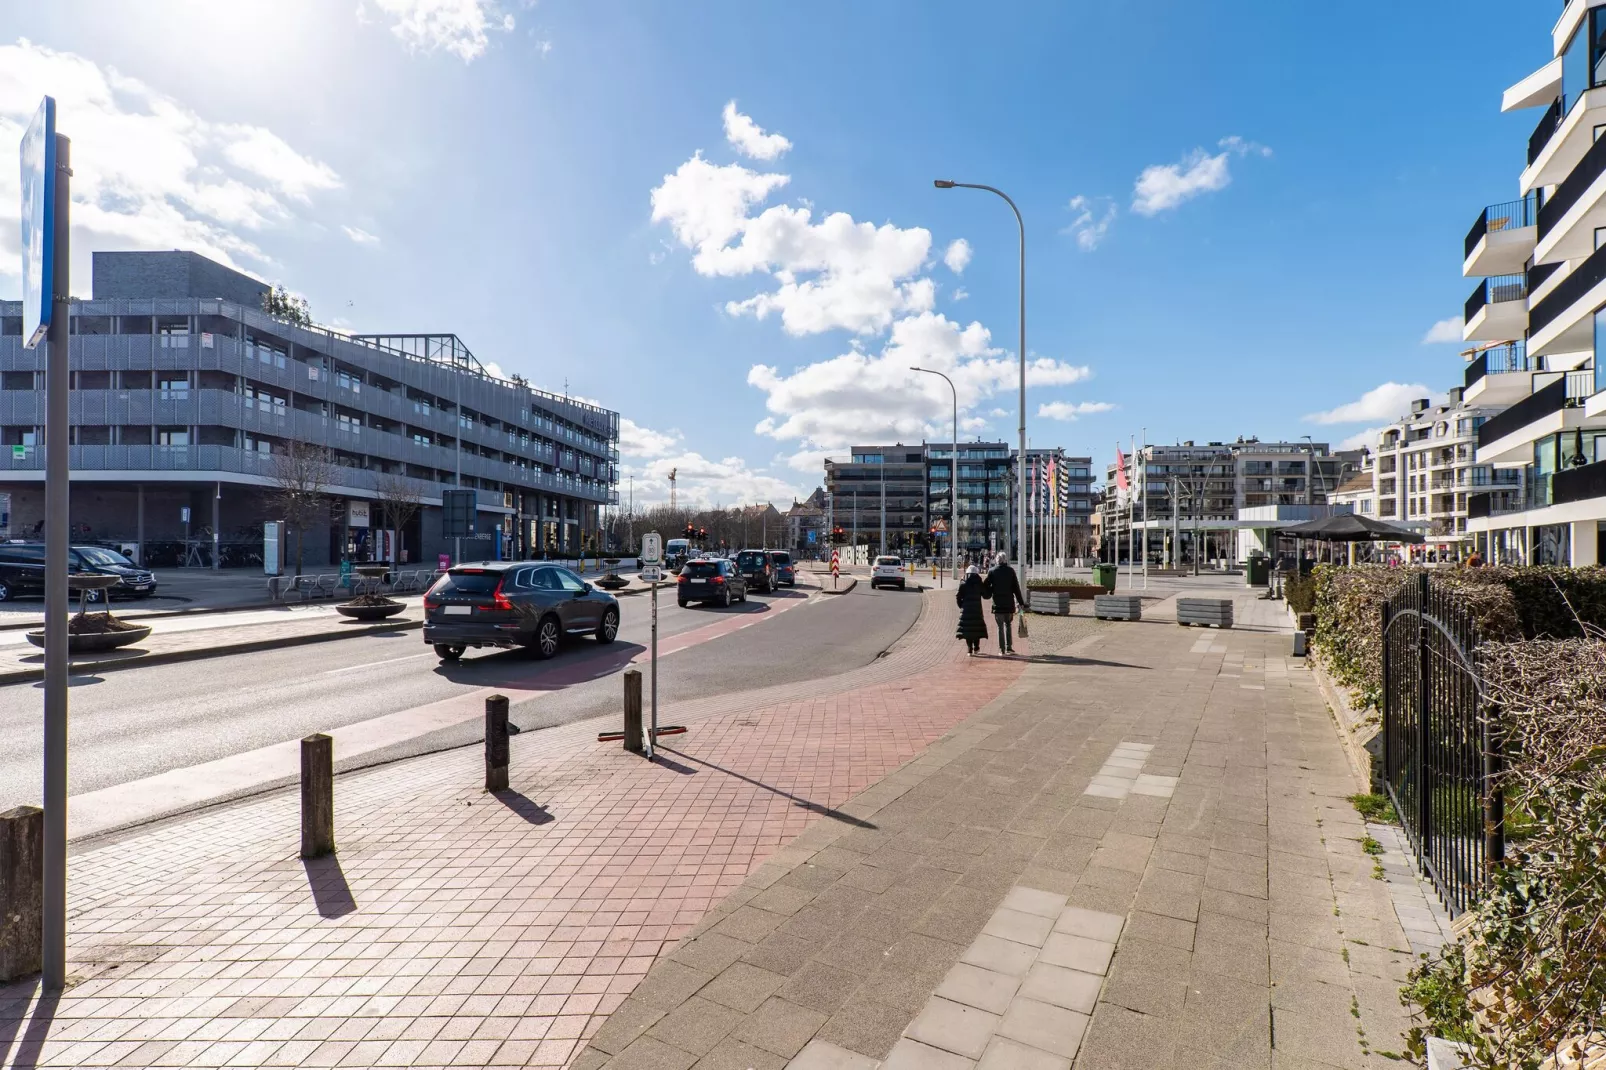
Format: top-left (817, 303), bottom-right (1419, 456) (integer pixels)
top-left (444, 605), bottom-right (472, 615)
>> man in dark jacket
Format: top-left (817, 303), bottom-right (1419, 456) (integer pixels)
top-left (984, 553), bottom-right (1026, 655)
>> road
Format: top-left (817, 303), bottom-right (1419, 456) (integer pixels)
top-left (0, 578), bottom-right (923, 822)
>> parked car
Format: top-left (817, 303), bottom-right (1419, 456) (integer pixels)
top-left (735, 549), bottom-right (775, 592)
top-left (422, 561), bottom-right (619, 662)
top-left (768, 550), bottom-right (795, 586)
top-left (677, 558), bottom-right (747, 607)
top-left (0, 543), bottom-right (158, 603)
top-left (870, 554), bottom-right (907, 590)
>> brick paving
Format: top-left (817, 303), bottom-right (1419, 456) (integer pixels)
top-left (0, 588), bottom-right (1032, 1069)
top-left (576, 583), bottom-right (1440, 1069)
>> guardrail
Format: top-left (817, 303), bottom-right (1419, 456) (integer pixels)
top-left (1466, 193), bottom-right (1541, 259)
top-left (1465, 273), bottom-right (1528, 323)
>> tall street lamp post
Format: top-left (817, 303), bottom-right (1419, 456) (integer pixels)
top-left (933, 179), bottom-right (1026, 576)
top-left (911, 365), bottom-right (957, 578)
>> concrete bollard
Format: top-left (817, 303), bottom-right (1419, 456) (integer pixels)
top-left (485, 695), bottom-right (510, 791)
top-left (300, 734), bottom-right (335, 859)
top-left (623, 670), bottom-right (644, 754)
top-left (0, 805), bottom-right (43, 982)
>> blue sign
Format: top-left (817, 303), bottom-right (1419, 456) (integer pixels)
top-left (806, 529), bottom-right (817, 544)
top-left (19, 96), bottom-right (56, 351)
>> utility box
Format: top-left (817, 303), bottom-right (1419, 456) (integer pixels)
top-left (263, 521), bottom-right (285, 576)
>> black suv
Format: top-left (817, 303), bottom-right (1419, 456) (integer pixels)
top-left (734, 549), bottom-right (775, 593)
top-left (677, 558), bottom-right (747, 607)
top-left (423, 561), bottom-right (620, 662)
top-left (0, 543), bottom-right (158, 603)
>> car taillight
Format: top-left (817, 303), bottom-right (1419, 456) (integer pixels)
top-left (425, 596), bottom-right (440, 610)
top-left (678, 574), bottom-right (689, 583)
top-left (491, 578), bottom-right (513, 611)
top-left (711, 576), bottom-right (725, 584)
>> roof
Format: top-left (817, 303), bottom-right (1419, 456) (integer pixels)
top-left (1331, 472), bottom-right (1374, 496)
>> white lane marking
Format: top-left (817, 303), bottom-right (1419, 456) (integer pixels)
top-left (322, 652), bottom-right (435, 675)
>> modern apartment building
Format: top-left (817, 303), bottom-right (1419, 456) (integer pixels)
top-left (0, 251), bottom-right (620, 569)
top-left (823, 444), bottom-right (929, 554)
top-left (1459, 5), bottom-right (1606, 565)
top-left (1022, 449), bottom-right (1096, 559)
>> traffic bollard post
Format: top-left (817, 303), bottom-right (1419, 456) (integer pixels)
top-left (623, 670), bottom-right (644, 754)
top-left (485, 694), bottom-right (510, 791)
top-left (300, 734), bottom-right (334, 859)
top-left (0, 805), bottom-right (43, 982)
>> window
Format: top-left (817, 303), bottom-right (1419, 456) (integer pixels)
top-left (158, 377), bottom-right (189, 399)
top-left (157, 428), bottom-right (189, 446)
top-left (243, 435), bottom-right (272, 454)
top-left (335, 412), bottom-right (361, 435)
top-left (335, 370), bottom-right (362, 394)
top-left (244, 385), bottom-right (287, 414)
top-left (158, 325), bottom-right (189, 348)
top-left (553, 567), bottom-right (586, 592)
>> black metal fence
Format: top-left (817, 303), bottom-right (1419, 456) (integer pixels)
top-left (1381, 573), bottom-right (1504, 916)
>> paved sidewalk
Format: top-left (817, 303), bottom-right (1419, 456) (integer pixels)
top-left (0, 589), bottom-right (1054, 1069)
top-left (577, 584), bottom-right (1441, 1069)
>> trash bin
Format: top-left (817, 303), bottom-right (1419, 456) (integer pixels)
top-left (1092, 563), bottom-right (1117, 592)
top-left (1245, 556), bottom-right (1270, 587)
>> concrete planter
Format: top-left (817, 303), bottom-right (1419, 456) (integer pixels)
top-left (1093, 595), bottom-right (1142, 621)
top-left (1176, 597), bottom-right (1234, 629)
top-left (27, 624), bottom-right (153, 652)
top-left (1028, 587), bottom-right (1100, 615)
top-left (335, 602), bottom-right (405, 621)
top-left (595, 573), bottom-right (629, 590)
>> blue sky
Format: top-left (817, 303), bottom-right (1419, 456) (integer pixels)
top-left (0, 0), bottom-right (1552, 506)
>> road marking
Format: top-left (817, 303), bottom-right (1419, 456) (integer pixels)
top-left (322, 652), bottom-right (434, 675)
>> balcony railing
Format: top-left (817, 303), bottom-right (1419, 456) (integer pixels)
top-left (1464, 341), bottom-right (1537, 389)
top-left (1528, 97), bottom-right (1564, 165)
top-left (1467, 193), bottom-right (1541, 259)
top-left (1541, 126), bottom-right (1606, 239)
top-left (1477, 376), bottom-right (1566, 448)
top-left (1531, 240), bottom-right (1606, 336)
top-left (1465, 274), bottom-right (1528, 323)
top-left (1553, 459), bottom-right (1606, 505)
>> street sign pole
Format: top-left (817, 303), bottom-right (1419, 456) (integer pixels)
top-left (640, 532), bottom-right (662, 759)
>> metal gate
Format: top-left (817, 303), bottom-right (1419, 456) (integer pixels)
top-left (1380, 573), bottom-right (1504, 916)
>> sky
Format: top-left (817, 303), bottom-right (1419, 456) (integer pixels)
top-left (0, 0), bottom-right (1553, 508)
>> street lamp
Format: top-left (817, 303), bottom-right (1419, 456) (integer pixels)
top-left (933, 179), bottom-right (1027, 576)
top-left (911, 365), bottom-right (958, 578)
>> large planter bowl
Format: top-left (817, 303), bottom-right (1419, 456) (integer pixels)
top-left (27, 625), bottom-right (153, 652)
top-left (595, 573), bottom-right (629, 590)
top-left (336, 601), bottom-right (406, 621)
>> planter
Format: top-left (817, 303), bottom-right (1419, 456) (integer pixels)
top-left (1027, 584), bottom-right (1101, 600)
top-left (27, 624), bottom-right (152, 653)
top-left (595, 573), bottom-right (629, 590)
top-left (1094, 594), bottom-right (1143, 621)
top-left (335, 601), bottom-right (405, 621)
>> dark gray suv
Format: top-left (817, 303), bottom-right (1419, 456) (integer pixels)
top-left (423, 561), bottom-right (620, 662)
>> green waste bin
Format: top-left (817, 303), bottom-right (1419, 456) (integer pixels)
top-left (1092, 563), bottom-right (1117, 592)
top-left (1245, 556), bottom-right (1270, 587)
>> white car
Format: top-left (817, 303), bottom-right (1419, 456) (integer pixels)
top-left (870, 555), bottom-right (906, 590)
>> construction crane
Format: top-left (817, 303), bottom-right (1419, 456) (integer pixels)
top-left (668, 467), bottom-right (677, 513)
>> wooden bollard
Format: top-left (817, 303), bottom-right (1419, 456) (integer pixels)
top-left (0, 805), bottom-right (43, 981)
top-left (300, 734), bottom-right (334, 859)
top-left (485, 695), bottom-right (509, 791)
top-left (623, 670), bottom-right (644, 754)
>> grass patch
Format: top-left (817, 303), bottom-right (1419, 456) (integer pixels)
top-left (1349, 792), bottom-right (1397, 824)
top-left (1360, 835), bottom-right (1384, 856)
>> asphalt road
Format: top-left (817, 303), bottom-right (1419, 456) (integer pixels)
top-left (0, 579), bottom-right (923, 810)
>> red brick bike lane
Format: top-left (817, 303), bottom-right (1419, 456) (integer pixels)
top-left (0, 593), bottom-right (1025, 1070)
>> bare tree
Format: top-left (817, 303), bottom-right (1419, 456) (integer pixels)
top-left (372, 471), bottom-right (425, 565)
top-left (267, 441), bottom-right (334, 577)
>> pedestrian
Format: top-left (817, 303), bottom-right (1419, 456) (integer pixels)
top-left (955, 564), bottom-right (988, 655)
top-left (984, 552), bottom-right (1026, 655)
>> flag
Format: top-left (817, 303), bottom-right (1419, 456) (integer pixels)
top-left (1114, 445), bottom-right (1129, 492)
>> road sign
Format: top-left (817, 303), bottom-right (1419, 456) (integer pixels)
top-left (642, 531), bottom-right (662, 565)
top-left (20, 96), bottom-right (56, 350)
top-left (11, 445), bottom-right (24, 459)
top-left (931, 518), bottom-right (948, 534)
top-left (641, 565), bottom-right (663, 583)
top-left (442, 488), bottom-right (477, 539)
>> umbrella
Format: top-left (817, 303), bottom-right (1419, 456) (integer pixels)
top-left (1277, 513), bottom-right (1425, 543)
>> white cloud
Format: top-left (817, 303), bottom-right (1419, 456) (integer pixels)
top-left (342, 225), bottom-right (381, 246)
top-left (1303, 382), bottom-right (1433, 425)
top-left (1038, 400), bottom-right (1116, 421)
top-left (943, 238), bottom-right (972, 273)
top-left (618, 418), bottom-right (681, 459)
top-left (369, 0), bottom-right (515, 62)
top-left (1064, 195), bottom-right (1115, 251)
top-left (1337, 427), bottom-right (1385, 451)
top-left (1131, 135), bottom-right (1270, 217)
top-left (0, 39), bottom-right (340, 285)
top-left (950, 287), bottom-right (969, 302)
top-left (721, 101), bottom-right (791, 161)
top-left (629, 452), bottom-right (805, 510)
top-left (1421, 317), bottom-right (1463, 344)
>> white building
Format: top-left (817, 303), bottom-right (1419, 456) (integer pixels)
top-left (1461, 3), bottom-right (1606, 566)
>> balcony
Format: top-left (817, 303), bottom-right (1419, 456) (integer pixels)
top-left (1528, 239), bottom-right (1606, 353)
top-left (1524, 86), bottom-right (1606, 192)
top-left (1465, 194), bottom-right (1540, 276)
top-left (1462, 274), bottom-right (1529, 342)
top-left (1475, 373), bottom-right (1595, 463)
top-left (1553, 459), bottom-right (1606, 505)
top-left (1464, 342), bottom-right (1542, 404)
top-left (1527, 97), bottom-right (1563, 167)
top-left (1537, 123), bottom-right (1606, 263)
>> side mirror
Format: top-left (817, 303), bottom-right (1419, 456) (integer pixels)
top-left (580, 582), bottom-right (593, 594)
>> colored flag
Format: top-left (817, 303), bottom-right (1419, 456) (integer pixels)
top-left (1114, 445), bottom-right (1129, 492)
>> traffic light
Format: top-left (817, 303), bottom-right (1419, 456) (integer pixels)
top-left (830, 526), bottom-right (846, 544)
top-left (684, 523), bottom-right (695, 538)
top-left (698, 527), bottom-right (708, 540)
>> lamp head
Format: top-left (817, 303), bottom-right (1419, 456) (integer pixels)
top-left (933, 179), bottom-right (955, 189)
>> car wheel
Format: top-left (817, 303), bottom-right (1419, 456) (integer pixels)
top-left (678, 598), bottom-right (688, 608)
top-left (596, 607), bottom-right (619, 643)
top-left (434, 644), bottom-right (464, 662)
top-left (0, 581), bottom-right (9, 602)
top-left (531, 615), bottom-right (561, 660)
top-left (898, 581), bottom-right (906, 590)
top-left (85, 587), bottom-right (106, 604)
top-left (721, 589), bottom-right (732, 608)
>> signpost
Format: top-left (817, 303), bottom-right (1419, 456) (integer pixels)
top-left (830, 547), bottom-right (840, 589)
top-left (640, 532), bottom-right (662, 757)
top-left (22, 94), bottom-right (70, 991)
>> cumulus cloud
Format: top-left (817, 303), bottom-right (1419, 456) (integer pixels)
top-left (342, 225), bottom-right (381, 246)
top-left (950, 287), bottom-right (969, 302)
top-left (943, 238), bottom-right (972, 273)
top-left (367, 0), bottom-right (515, 61)
top-left (1064, 195), bottom-right (1115, 251)
top-left (618, 418), bottom-right (681, 459)
top-left (721, 101), bottom-right (791, 161)
top-left (1337, 427), bottom-right (1384, 451)
top-left (627, 452), bottom-right (805, 510)
top-left (0, 39), bottom-right (340, 285)
top-left (1303, 382), bottom-right (1433, 425)
top-left (1038, 400), bottom-right (1115, 421)
top-left (1421, 317), bottom-right (1463, 344)
top-left (1131, 135), bottom-right (1271, 217)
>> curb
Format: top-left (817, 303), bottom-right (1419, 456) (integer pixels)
top-left (0, 618), bottom-right (424, 687)
top-left (819, 577), bottom-right (858, 595)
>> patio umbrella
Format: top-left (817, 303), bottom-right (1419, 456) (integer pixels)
top-left (1277, 513), bottom-right (1425, 543)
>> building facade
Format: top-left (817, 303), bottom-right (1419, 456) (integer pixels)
top-left (0, 252), bottom-right (620, 569)
top-left (823, 445), bottom-right (929, 555)
top-left (1022, 449), bottom-right (1095, 560)
top-left (1459, 5), bottom-right (1606, 566)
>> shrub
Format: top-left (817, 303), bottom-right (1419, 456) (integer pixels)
top-left (1284, 572), bottom-right (1317, 614)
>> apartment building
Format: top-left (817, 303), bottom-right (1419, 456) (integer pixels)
top-left (1022, 449), bottom-right (1096, 559)
top-left (0, 251), bottom-right (620, 568)
top-left (1459, 3), bottom-right (1606, 565)
top-left (823, 444), bottom-right (929, 554)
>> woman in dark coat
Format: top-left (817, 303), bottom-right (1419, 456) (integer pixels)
top-left (955, 564), bottom-right (989, 655)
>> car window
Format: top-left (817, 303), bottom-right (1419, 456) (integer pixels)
top-left (0, 546), bottom-right (43, 564)
top-left (876, 556), bottom-right (901, 566)
top-left (527, 568), bottom-right (561, 591)
top-left (737, 551), bottom-right (765, 568)
top-left (553, 567), bottom-right (586, 592)
top-left (510, 567), bottom-right (540, 590)
top-left (683, 561), bottom-right (720, 578)
top-left (74, 546), bottom-right (134, 567)
top-left (769, 552), bottom-right (791, 565)
top-left (440, 570), bottom-right (500, 594)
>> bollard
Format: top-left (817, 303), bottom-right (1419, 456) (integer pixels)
top-left (300, 734), bottom-right (334, 859)
top-left (0, 806), bottom-right (43, 982)
top-left (623, 670), bottom-right (644, 754)
top-left (485, 695), bottom-right (510, 791)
